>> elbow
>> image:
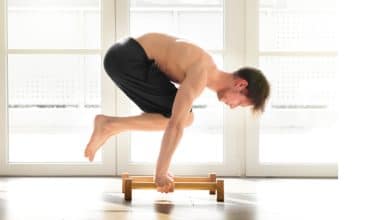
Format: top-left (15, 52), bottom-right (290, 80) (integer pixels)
top-left (167, 120), bottom-right (185, 131)
top-left (168, 112), bottom-right (194, 130)
top-left (166, 121), bottom-right (185, 139)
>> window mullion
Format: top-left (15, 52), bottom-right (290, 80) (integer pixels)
top-left (259, 51), bottom-right (338, 57)
top-left (0, 0), bottom-right (9, 174)
top-left (7, 49), bottom-right (101, 54)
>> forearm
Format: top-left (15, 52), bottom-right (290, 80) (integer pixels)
top-left (155, 124), bottom-right (184, 176)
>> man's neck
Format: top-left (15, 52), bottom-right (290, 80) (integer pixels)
top-left (207, 70), bottom-right (234, 93)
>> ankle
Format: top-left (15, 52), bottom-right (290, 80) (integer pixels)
top-left (104, 116), bottom-right (122, 135)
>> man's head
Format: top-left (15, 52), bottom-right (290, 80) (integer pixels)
top-left (217, 67), bottom-right (270, 114)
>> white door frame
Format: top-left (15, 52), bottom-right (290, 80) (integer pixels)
top-left (0, 0), bottom-right (117, 175)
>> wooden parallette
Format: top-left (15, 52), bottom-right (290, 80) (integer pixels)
top-left (121, 172), bottom-right (224, 202)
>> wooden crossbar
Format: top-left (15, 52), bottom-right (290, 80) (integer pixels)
top-left (129, 176), bottom-right (214, 182)
top-left (132, 182), bottom-right (216, 190)
top-left (121, 172), bottom-right (224, 202)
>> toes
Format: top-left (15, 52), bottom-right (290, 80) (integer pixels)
top-left (84, 148), bottom-right (89, 157)
top-left (88, 153), bottom-right (95, 162)
top-left (84, 148), bottom-right (94, 162)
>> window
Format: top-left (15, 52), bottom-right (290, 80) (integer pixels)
top-left (0, 0), bottom-right (337, 176)
top-left (258, 0), bottom-right (337, 164)
top-left (7, 0), bottom-right (103, 163)
top-left (244, 0), bottom-right (337, 177)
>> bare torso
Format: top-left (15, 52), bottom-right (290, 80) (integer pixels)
top-left (136, 33), bottom-right (217, 84)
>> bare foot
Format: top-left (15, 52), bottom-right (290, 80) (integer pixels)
top-left (84, 114), bottom-right (113, 162)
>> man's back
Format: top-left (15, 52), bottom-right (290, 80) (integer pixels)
top-left (136, 33), bottom-right (217, 84)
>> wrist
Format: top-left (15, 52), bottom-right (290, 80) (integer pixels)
top-left (155, 169), bottom-right (167, 177)
top-left (155, 161), bottom-right (169, 177)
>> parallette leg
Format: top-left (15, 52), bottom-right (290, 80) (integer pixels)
top-left (208, 173), bottom-right (216, 195)
top-left (121, 172), bottom-right (129, 193)
top-left (124, 178), bottom-right (132, 201)
top-left (216, 180), bottom-right (224, 202)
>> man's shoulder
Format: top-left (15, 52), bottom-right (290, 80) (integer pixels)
top-left (185, 53), bottom-right (216, 73)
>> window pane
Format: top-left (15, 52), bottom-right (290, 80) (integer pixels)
top-left (259, 124), bottom-right (338, 163)
top-left (130, 12), bottom-right (175, 37)
top-left (260, 56), bottom-right (336, 107)
top-left (258, 0), bottom-right (337, 164)
top-left (129, 3), bottom-right (223, 50)
top-left (130, 0), bottom-right (222, 7)
top-left (178, 11), bottom-right (223, 50)
top-left (258, 56), bottom-right (337, 163)
top-left (8, 54), bottom-right (102, 162)
top-left (7, 0), bottom-right (100, 49)
top-left (259, 0), bottom-right (336, 51)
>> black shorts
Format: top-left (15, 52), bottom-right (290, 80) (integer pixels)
top-left (103, 37), bottom-right (177, 118)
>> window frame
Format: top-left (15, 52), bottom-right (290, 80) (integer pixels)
top-left (0, 0), bottom-right (117, 175)
top-left (245, 0), bottom-right (338, 177)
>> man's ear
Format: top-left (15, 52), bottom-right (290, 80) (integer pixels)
top-left (234, 78), bottom-right (248, 90)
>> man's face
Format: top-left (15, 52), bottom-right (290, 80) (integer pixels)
top-left (218, 79), bottom-right (253, 109)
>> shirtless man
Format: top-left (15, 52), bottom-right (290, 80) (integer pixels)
top-left (84, 33), bottom-right (270, 193)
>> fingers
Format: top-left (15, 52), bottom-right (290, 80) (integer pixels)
top-left (163, 184), bottom-right (170, 193)
top-left (156, 184), bottom-right (168, 193)
top-left (157, 186), bottom-right (168, 193)
top-left (162, 182), bottom-right (172, 193)
top-left (168, 182), bottom-right (174, 192)
top-left (169, 184), bottom-right (174, 192)
top-left (155, 173), bottom-right (175, 193)
top-left (156, 182), bottom-right (174, 193)
top-left (167, 171), bottom-right (174, 178)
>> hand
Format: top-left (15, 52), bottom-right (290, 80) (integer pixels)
top-left (155, 172), bottom-right (175, 193)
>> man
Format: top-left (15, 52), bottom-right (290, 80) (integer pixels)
top-left (84, 32), bottom-right (270, 193)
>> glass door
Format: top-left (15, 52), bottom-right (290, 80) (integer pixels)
top-left (0, 0), bottom-right (338, 177)
top-left (246, 0), bottom-right (338, 177)
top-left (0, 0), bottom-right (116, 175)
top-left (116, 0), bottom-right (242, 176)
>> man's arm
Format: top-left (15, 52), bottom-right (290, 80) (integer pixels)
top-left (155, 64), bottom-right (208, 176)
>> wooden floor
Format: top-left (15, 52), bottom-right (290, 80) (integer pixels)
top-left (0, 177), bottom-right (338, 220)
